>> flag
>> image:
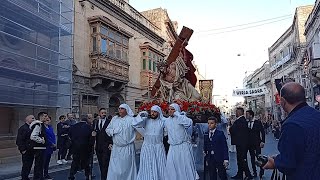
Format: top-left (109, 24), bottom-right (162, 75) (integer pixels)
top-left (275, 78), bottom-right (283, 94)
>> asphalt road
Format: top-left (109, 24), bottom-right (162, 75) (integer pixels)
top-left (7, 133), bottom-right (278, 180)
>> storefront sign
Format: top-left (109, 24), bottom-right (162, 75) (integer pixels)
top-left (232, 86), bottom-right (268, 97)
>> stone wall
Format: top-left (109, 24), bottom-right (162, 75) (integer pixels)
top-left (74, 0), bottom-right (166, 112)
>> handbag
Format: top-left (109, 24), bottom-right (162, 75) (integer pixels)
top-left (271, 169), bottom-right (286, 180)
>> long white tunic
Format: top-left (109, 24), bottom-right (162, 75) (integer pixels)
top-left (164, 114), bottom-right (197, 180)
top-left (106, 115), bottom-right (137, 180)
top-left (133, 116), bottom-right (166, 180)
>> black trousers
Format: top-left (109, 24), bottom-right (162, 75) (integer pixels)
top-left (248, 144), bottom-right (264, 175)
top-left (235, 145), bottom-right (251, 177)
top-left (33, 149), bottom-right (45, 180)
top-left (43, 153), bottom-right (52, 177)
top-left (67, 147), bottom-right (73, 160)
top-left (207, 158), bottom-right (227, 180)
top-left (69, 148), bottom-right (90, 179)
top-left (96, 151), bottom-right (111, 180)
top-left (58, 146), bottom-right (67, 160)
top-left (21, 150), bottom-right (34, 180)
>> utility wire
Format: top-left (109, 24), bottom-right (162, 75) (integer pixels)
top-left (195, 14), bottom-right (292, 33)
top-left (196, 17), bottom-right (291, 36)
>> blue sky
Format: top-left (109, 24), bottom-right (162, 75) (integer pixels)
top-left (131, 0), bottom-right (315, 104)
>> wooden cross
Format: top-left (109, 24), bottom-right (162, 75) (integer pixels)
top-left (150, 26), bottom-right (194, 97)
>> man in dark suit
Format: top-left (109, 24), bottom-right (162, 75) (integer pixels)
top-left (246, 110), bottom-right (265, 178)
top-left (68, 114), bottom-right (94, 180)
top-left (204, 116), bottom-right (229, 180)
top-left (95, 108), bottom-right (113, 180)
top-left (16, 115), bottom-right (35, 180)
top-left (65, 113), bottom-right (77, 160)
top-left (229, 107), bottom-right (253, 179)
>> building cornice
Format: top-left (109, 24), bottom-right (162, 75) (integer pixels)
top-left (88, 15), bottom-right (134, 38)
top-left (305, 1), bottom-right (320, 35)
top-left (269, 26), bottom-right (293, 53)
top-left (88, 0), bottom-right (165, 46)
top-left (165, 20), bottom-right (178, 40)
top-left (139, 42), bottom-right (166, 57)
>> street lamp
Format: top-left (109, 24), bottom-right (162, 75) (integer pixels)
top-left (29, 82), bottom-right (41, 114)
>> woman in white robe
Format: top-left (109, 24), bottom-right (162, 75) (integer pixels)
top-left (106, 104), bottom-right (137, 180)
top-left (133, 105), bottom-right (167, 180)
top-left (164, 103), bottom-right (197, 180)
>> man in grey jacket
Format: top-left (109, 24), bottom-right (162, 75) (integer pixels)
top-left (30, 112), bottom-right (48, 180)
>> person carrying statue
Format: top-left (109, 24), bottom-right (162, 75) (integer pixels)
top-left (164, 103), bottom-right (198, 180)
top-left (133, 105), bottom-right (167, 180)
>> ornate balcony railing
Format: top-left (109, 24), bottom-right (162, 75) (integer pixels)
top-left (90, 57), bottom-right (129, 83)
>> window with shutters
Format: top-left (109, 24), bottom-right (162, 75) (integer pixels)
top-left (90, 24), bottom-right (129, 61)
top-left (143, 59), bottom-right (146, 70)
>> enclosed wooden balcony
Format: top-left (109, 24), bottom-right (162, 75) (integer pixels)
top-left (90, 57), bottom-right (129, 83)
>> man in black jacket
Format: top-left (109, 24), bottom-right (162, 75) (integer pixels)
top-left (68, 114), bottom-right (94, 180)
top-left (95, 108), bottom-right (113, 180)
top-left (57, 115), bottom-right (69, 165)
top-left (16, 115), bottom-right (35, 180)
top-left (229, 107), bottom-right (252, 179)
top-left (65, 113), bottom-right (77, 160)
top-left (246, 110), bottom-right (265, 178)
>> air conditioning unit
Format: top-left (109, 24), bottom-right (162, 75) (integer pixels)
top-left (310, 42), bottom-right (320, 60)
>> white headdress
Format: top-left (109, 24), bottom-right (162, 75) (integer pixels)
top-left (151, 105), bottom-right (164, 119)
top-left (119, 104), bottom-right (134, 117)
top-left (169, 103), bottom-right (181, 113)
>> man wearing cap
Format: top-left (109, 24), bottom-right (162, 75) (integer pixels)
top-left (133, 105), bottom-right (167, 180)
top-left (164, 103), bottom-right (197, 180)
top-left (106, 104), bottom-right (137, 180)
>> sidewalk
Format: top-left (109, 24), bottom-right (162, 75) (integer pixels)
top-left (0, 140), bottom-right (143, 179)
top-left (0, 151), bottom-right (69, 180)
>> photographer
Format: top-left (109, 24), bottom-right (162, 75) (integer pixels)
top-left (263, 83), bottom-right (320, 179)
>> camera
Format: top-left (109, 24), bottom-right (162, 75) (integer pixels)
top-left (255, 154), bottom-right (268, 167)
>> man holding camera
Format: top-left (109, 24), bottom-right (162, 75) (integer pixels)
top-left (263, 82), bottom-right (320, 180)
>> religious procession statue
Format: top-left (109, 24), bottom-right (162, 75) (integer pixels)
top-left (138, 26), bottom-right (226, 179)
top-left (150, 26), bottom-right (202, 103)
top-left (157, 48), bottom-right (202, 102)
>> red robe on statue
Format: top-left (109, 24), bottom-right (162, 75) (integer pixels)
top-left (182, 48), bottom-right (197, 87)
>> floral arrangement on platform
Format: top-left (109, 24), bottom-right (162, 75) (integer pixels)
top-left (138, 100), bottom-right (221, 123)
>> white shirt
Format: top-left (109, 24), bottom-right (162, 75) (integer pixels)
top-left (209, 128), bottom-right (216, 138)
top-left (99, 118), bottom-right (106, 130)
top-left (248, 118), bottom-right (255, 129)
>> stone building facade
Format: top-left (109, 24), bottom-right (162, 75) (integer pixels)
top-left (73, 1), bottom-right (177, 115)
top-left (243, 62), bottom-right (272, 117)
top-left (305, 0), bottom-right (320, 110)
top-left (268, 5), bottom-right (313, 120)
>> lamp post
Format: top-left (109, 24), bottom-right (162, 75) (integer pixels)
top-left (30, 82), bottom-right (41, 115)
